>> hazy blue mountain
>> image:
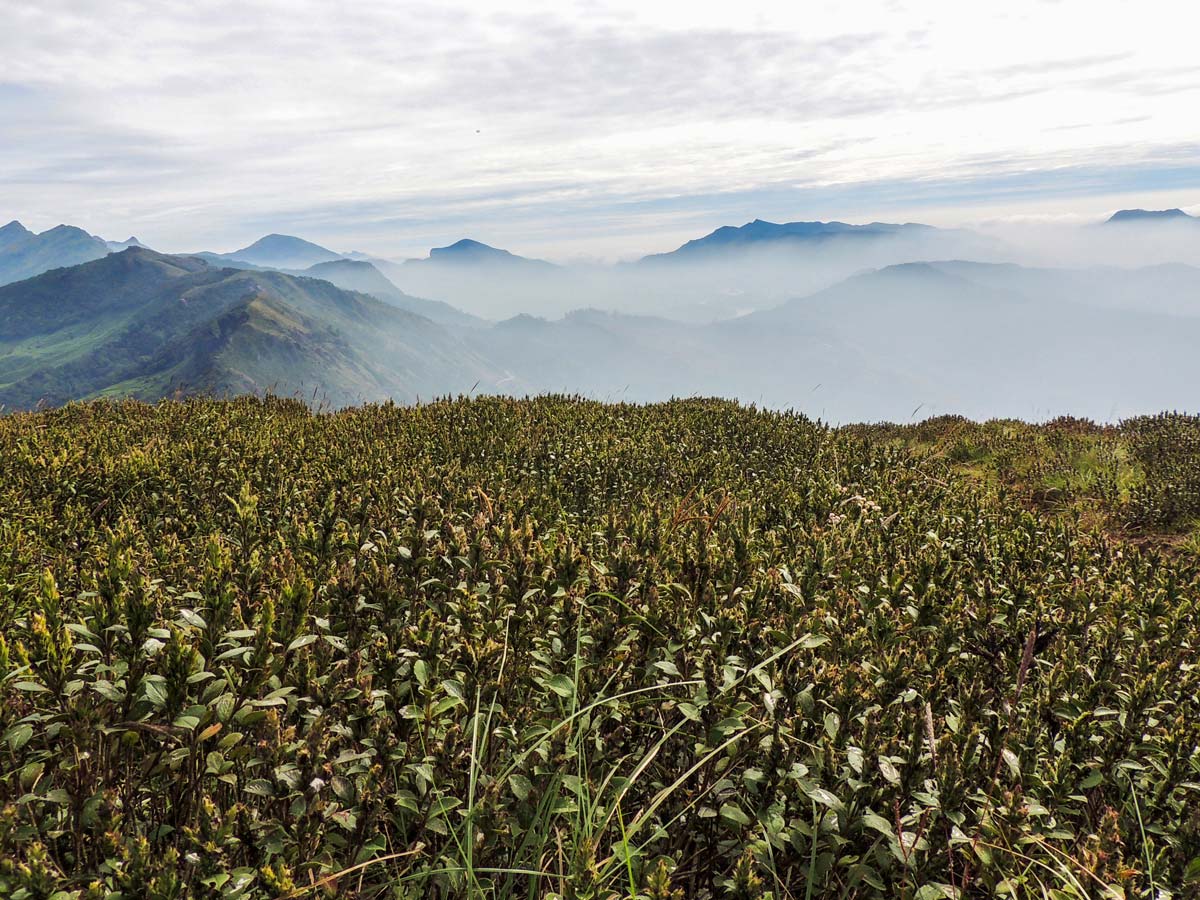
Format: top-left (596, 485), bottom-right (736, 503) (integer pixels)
top-left (0, 222), bottom-right (110, 285)
top-left (1106, 208), bottom-right (1197, 224)
top-left (390, 239), bottom-right (565, 319)
top-left (213, 233), bottom-right (345, 270)
top-left (300, 259), bottom-right (487, 328)
top-left (639, 219), bottom-right (937, 262)
top-left (0, 248), bottom-right (500, 409)
top-left (406, 238), bottom-right (556, 269)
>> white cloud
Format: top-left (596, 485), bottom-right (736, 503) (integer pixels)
top-left (1, 0), bottom-right (1198, 259)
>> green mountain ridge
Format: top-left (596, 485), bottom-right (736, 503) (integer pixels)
top-left (0, 248), bottom-right (501, 409)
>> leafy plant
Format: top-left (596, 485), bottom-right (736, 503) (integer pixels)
top-left (0, 395), bottom-right (1197, 898)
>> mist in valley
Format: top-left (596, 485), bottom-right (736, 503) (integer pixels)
top-left (360, 215), bottom-right (1200, 423)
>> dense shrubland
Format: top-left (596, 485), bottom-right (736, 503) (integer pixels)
top-left (0, 396), bottom-right (1197, 899)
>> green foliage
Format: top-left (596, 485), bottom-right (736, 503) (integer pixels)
top-left (0, 396), bottom-right (1198, 898)
top-left (1122, 413), bottom-right (1200, 529)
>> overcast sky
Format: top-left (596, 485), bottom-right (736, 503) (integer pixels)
top-left (2, 0), bottom-right (1199, 261)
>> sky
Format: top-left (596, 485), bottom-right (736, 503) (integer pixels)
top-left (2, 0), bottom-right (1199, 262)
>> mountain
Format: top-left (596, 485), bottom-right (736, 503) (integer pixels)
top-left (0, 248), bottom-right (500, 410)
top-left (299, 259), bottom-right (486, 328)
top-left (0, 222), bottom-right (110, 285)
top-left (1105, 208), bottom-right (1197, 224)
top-left (406, 239), bottom-right (556, 269)
top-left (640, 219), bottom-right (937, 262)
top-left (389, 240), bottom-right (565, 319)
top-left (214, 234), bottom-right (345, 270)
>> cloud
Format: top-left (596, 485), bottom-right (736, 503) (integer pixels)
top-left (1, 0), bottom-right (1198, 258)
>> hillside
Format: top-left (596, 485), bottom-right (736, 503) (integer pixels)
top-left (0, 396), bottom-right (1196, 898)
top-left (0, 248), bottom-right (500, 409)
top-left (0, 221), bottom-right (110, 285)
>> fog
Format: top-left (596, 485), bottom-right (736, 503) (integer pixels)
top-left (371, 217), bottom-right (1200, 423)
top-left (980, 218), bottom-right (1200, 270)
top-left (382, 226), bottom-right (1015, 321)
top-left (378, 218), bottom-right (1200, 324)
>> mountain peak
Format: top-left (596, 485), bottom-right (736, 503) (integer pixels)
top-left (224, 233), bottom-right (343, 269)
top-left (42, 224), bottom-right (96, 238)
top-left (240, 233), bottom-right (332, 252)
top-left (430, 239), bottom-right (513, 259)
top-left (414, 239), bottom-right (554, 269)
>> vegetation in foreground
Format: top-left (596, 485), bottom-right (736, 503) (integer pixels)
top-left (0, 396), bottom-right (1198, 899)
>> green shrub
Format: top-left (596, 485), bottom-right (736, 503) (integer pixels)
top-left (0, 396), bottom-right (1197, 898)
top-left (1122, 412), bottom-right (1200, 528)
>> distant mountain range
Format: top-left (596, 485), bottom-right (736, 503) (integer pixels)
top-left (3, 208), bottom-right (1200, 418)
top-left (5, 207), bottom-right (1194, 317)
